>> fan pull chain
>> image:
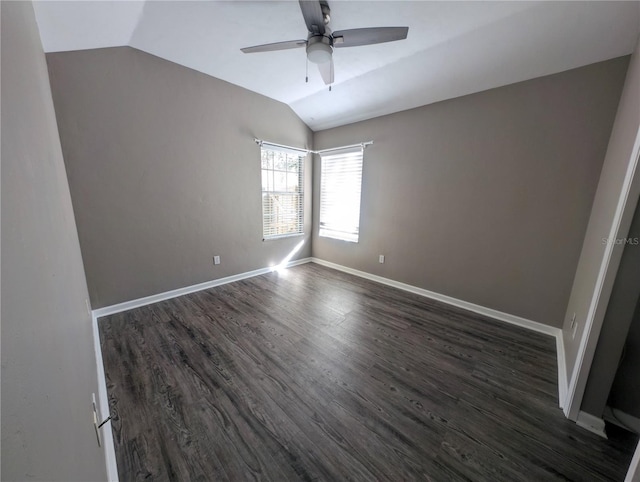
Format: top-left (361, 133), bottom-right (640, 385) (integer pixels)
top-left (305, 57), bottom-right (309, 83)
top-left (329, 61), bottom-right (333, 91)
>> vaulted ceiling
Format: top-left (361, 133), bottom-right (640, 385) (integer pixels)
top-left (34, 1), bottom-right (640, 131)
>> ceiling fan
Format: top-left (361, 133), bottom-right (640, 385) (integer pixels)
top-left (241, 0), bottom-right (409, 86)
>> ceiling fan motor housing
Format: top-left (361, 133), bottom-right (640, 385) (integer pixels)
top-left (306, 35), bottom-right (333, 64)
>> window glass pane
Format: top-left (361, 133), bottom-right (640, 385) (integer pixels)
top-left (286, 172), bottom-right (299, 192)
top-left (287, 157), bottom-right (299, 171)
top-left (274, 170), bottom-right (287, 192)
top-left (261, 171), bottom-right (271, 192)
top-left (264, 150), bottom-right (274, 170)
top-left (274, 152), bottom-right (287, 171)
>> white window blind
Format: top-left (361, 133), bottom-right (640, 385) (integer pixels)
top-left (319, 147), bottom-right (364, 243)
top-left (261, 147), bottom-right (304, 239)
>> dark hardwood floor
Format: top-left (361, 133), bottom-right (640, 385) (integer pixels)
top-left (99, 263), bottom-right (637, 481)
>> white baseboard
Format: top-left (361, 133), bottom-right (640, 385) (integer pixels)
top-left (92, 312), bottom-right (119, 481)
top-left (576, 410), bottom-right (608, 439)
top-left (93, 257), bottom-right (312, 319)
top-left (604, 406), bottom-right (640, 434)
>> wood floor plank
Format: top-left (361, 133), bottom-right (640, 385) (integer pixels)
top-left (99, 263), bottom-right (638, 481)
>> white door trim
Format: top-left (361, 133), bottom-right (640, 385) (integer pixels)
top-left (564, 126), bottom-right (640, 420)
top-left (92, 311), bottom-right (119, 481)
top-left (626, 440), bottom-right (640, 482)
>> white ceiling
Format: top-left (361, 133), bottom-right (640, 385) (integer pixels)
top-left (34, 1), bottom-right (640, 131)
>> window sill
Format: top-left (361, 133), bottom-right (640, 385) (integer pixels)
top-left (319, 232), bottom-right (359, 243)
top-left (263, 233), bottom-right (305, 242)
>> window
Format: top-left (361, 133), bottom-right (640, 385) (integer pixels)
top-left (261, 147), bottom-right (304, 239)
top-left (319, 147), bottom-right (364, 243)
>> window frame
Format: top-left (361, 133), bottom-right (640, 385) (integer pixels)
top-left (260, 146), bottom-right (305, 240)
top-left (318, 146), bottom-right (364, 243)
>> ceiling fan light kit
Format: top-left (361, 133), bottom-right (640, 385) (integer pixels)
top-left (240, 0), bottom-right (409, 86)
top-left (306, 36), bottom-right (333, 64)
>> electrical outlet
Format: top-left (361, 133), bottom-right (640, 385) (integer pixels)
top-left (572, 319), bottom-right (579, 340)
top-left (379, 255), bottom-right (385, 264)
top-left (213, 256), bottom-right (221, 265)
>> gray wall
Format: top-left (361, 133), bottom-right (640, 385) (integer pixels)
top-left (563, 37), bottom-right (640, 394)
top-left (581, 198), bottom-right (640, 418)
top-left (313, 58), bottom-right (628, 328)
top-left (47, 47), bottom-right (313, 309)
top-left (1, 2), bottom-right (106, 480)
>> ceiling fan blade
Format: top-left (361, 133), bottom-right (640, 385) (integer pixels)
top-left (332, 27), bottom-right (409, 48)
top-left (299, 0), bottom-right (325, 35)
top-left (241, 40), bottom-right (307, 54)
top-left (317, 58), bottom-right (334, 85)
